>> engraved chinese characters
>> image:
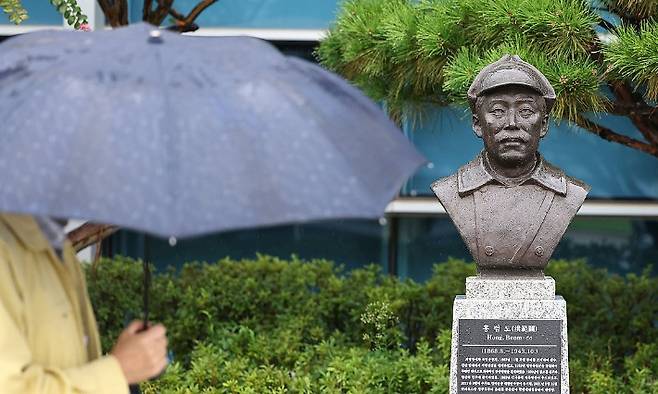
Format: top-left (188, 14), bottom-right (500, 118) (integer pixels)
top-left (458, 320), bottom-right (561, 393)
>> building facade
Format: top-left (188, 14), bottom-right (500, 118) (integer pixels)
top-left (4, 0), bottom-right (657, 281)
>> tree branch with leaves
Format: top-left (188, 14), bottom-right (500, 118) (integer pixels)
top-left (0, 0), bottom-right (27, 24)
top-left (317, 0), bottom-right (658, 158)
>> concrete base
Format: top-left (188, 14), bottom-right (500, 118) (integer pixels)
top-left (450, 276), bottom-right (569, 394)
top-left (466, 276), bottom-right (555, 300)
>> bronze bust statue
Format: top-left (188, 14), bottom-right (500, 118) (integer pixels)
top-left (431, 55), bottom-right (590, 278)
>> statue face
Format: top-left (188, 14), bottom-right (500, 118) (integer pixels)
top-left (473, 85), bottom-right (548, 169)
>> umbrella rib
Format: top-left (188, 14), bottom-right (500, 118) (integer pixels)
top-left (152, 37), bottom-right (179, 235)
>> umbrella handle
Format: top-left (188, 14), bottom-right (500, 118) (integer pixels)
top-left (141, 258), bottom-right (150, 331)
top-left (127, 259), bottom-right (152, 394)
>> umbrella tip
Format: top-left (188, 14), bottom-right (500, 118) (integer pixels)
top-left (148, 29), bottom-right (163, 44)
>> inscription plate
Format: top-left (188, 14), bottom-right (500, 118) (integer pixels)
top-left (457, 319), bottom-right (561, 393)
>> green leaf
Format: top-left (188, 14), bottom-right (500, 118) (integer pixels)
top-left (1, 0), bottom-right (28, 24)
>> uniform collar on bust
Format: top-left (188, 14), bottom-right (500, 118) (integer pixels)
top-left (458, 151), bottom-right (567, 196)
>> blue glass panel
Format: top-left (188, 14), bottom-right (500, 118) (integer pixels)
top-left (130, 0), bottom-right (340, 28)
top-left (110, 219), bottom-right (388, 273)
top-left (394, 216), bottom-right (470, 281)
top-left (110, 216), bottom-right (658, 283)
top-left (11, 0), bottom-right (61, 25)
top-left (403, 106), bottom-right (658, 200)
top-left (396, 216), bottom-right (658, 282)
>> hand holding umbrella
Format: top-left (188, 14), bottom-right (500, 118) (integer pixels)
top-left (111, 321), bottom-right (168, 384)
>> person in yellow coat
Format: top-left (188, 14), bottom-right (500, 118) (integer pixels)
top-left (0, 213), bottom-right (168, 393)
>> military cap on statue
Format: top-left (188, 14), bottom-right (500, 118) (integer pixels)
top-left (467, 54), bottom-right (556, 113)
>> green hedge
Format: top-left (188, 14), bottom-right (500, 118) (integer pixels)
top-left (86, 256), bottom-right (658, 393)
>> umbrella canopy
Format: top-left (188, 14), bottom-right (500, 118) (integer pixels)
top-left (0, 23), bottom-right (425, 238)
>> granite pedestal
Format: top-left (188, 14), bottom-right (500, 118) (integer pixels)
top-left (450, 276), bottom-right (569, 394)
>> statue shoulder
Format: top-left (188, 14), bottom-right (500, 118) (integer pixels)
top-left (565, 174), bottom-right (590, 194)
top-left (565, 174), bottom-right (590, 208)
top-left (430, 156), bottom-right (481, 198)
top-left (430, 173), bottom-right (459, 200)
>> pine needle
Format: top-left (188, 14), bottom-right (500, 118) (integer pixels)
top-left (604, 22), bottom-right (658, 101)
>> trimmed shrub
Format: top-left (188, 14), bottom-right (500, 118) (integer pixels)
top-left (86, 256), bottom-right (658, 393)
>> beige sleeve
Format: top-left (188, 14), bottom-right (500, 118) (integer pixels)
top-left (0, 244), bottom-right (128, 394)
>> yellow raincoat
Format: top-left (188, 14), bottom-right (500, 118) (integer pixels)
top-left (0, 213), bottom-right (128, 393)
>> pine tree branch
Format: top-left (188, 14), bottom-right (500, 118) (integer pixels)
top-left (608, 102), bottom-right (658, 118)
top-left (609, 81), bottom-right (658, 146)
top-left (598, 19), bottom-right (618, 34)
top-left (574, 116), bottom-right (658, 157)
top-left (603, 3), bottom-right (645, 28)
top-left (608, 101), bottom-right (658, 143)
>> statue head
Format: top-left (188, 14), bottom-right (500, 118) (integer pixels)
top-left (468, 55), bottom-right (556, 177)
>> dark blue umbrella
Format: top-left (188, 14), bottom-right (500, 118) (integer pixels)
top-left (0, 23), bottom-right (425, 238)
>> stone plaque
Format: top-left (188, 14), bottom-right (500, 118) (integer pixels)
top-left (457, 319), bottom-right (561, 393)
